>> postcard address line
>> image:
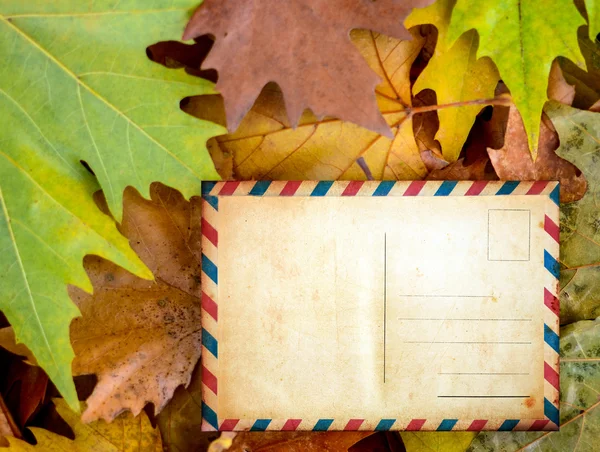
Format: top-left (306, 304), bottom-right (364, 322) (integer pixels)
top-left (383, 235), bottom-right (533, 398)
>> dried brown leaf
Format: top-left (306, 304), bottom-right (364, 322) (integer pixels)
top-left (3, 361), bottom-right (48, 428)
top-left (487, 106), bottom-right (587, 202)
top-left (0, 184), bottom-right (202, 424)
top-left (182, 0), bottom-right (434, 134)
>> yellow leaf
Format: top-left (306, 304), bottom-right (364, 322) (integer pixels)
top-left (186, 29), bottom-right (428, 181)
top-left (406, 0), bottom-right (499, 162)
top-left (401, 431), bottom-right (476, 452)
top-left (5, 399), bottom-right (162, 451)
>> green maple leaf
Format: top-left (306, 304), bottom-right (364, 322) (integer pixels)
top-left (0, 0), bottom-right (224, 410)
top-left (543, 102), bottom-right (600, 325)
top-left (585, 0), bottom-right (600, 41)
top-left (467, 318), bottom-right (600, 451)
top-left (448, 0), bottom-right (586, 159)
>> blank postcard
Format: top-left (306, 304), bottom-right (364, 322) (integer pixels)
top-left (199, 180), bottom-right (560, 432)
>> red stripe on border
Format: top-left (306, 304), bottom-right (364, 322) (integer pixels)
top-left (544, 215), bottom-right (560, 243)
top-left (544, 288), bottom-right (559, 317)
top-left (406, 419), bottom-right (426, 431)
top-left (467, 420), bottom-right (488, 431)
top-left (544, 362), bottom-right (559, 390)
top-left (526, 181), bottom-right (549, 195)
top-left (202, 292), bottom-right (218, 321)
top-left (404, 181), bottom-right (426, 196)
top-left (529, 420), bottom-right (550, 431)
top-left (202, 365), bottom-right (218, 395)
top-left (218, 181), bottom-right (241, 195)
top-left (220, 419), bottom-right (239, 431)
top-left (201, 218), bottom-right (218, 247)
top-left (465, 180), bottom-right (489, 196)
top-left (342, 181), bottom-right (364, 196)
top-left (280, 181), bottom-right (302, 196)
top-left (281, 419), bottom-right (302, 431)
top-left (344, 419), bottom-right (364, 431)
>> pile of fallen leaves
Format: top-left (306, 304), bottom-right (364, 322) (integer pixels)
top-left (1, 0), bottom-right (600, 450)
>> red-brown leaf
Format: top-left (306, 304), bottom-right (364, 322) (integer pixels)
top-left (182, 0), bottom-right (433, 134)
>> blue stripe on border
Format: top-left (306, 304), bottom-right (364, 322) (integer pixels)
top-left (249, 181), bottom-right (271, 196)
top-left (373, 181), bottom-right (395, 196)
top-left (201, 181), bottom-right (217, 195)
top-left (202, 402), bottom-right (218, 430)
top-left (496, 181), bottom-right (519, 195)
top-left (550, 184), bottom-right (560, 206)
top-left (311, 181), bottom-right (334, 196)
top-left (498, 420), bottom-right (519, 431)
top-left (545, 398), bottom-right (560, 425)
top-left (203, 195), bottom-right (218, 211)
top-left (202, 328), bottom-right (218, 358)
top-left (375, 419), bottom-right (396, 431)
top-left (250, 419), bottom-right (272, 431)
top-left (202, 254), bottom-right (218, 284)
top-left (544, 250), bottom-right (560, 279)
top-left (434, 181), bottom-right (458, 196)
top-left (437, 419), bottom-right (457, 431)
top-left (313, 419), bottom-right (334, 431)
top-left (544, 324), bottom-right (559, 354)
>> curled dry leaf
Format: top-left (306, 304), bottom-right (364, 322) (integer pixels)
top-left (186, 29), bottom-right (428, 181)
top-left (487, 105), bottom-right (587, 203)
top-left (0, 393), bottom-right (20, 446)
top-left (182, 0), bottom-right (434, 135)
top-left (0, 184), bottom-right (202, 423)
top-left (3, 360), bottom-right (48, 428)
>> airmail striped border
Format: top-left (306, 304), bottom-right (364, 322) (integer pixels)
top-left (200, 180), bottom-right (560, 432)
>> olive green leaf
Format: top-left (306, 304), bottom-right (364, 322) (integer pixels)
top-left (0, 0), bottom-right (224, 410)
top-left (544, 102), bottom-right (600, 324)
top-left (448, 0), bottom-right (585, 159)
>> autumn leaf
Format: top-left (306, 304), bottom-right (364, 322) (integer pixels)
top-left (561, 27), bottom-right (600, 109)
top-left (182, 0), bottom-right (434, 135)
top-left (0, 184), bottom-right (203, 423)
top-left (487, 105), bottom-right (587, 203)
top-left (585, 0), bottom-right (600, 40)
top-left (405, 0), bottom-right (500, 162)
top-left (226, 432), bottom-right (375, 452)
top-left (448, 0), bottom-right (586, 158)
top-left (5, 399), bottom-right (162, 451)
top-left (157, 364), bottom-right (219, 452)
top-left (466, 318), bottom-right (600, 451)
top-left (401, 432), bottom-right (476, 452)
top-left (3, 360), bottom-right (48, 428)
top-left (541, 102), bottom-right (600, 324)
top-left (186, 29), bottom-right (429, 181)
top-left (0, 393), bottom-right (20, 447)
top-left (0, 0), bottom-right (227, 410)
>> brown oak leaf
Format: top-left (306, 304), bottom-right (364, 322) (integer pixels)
top-left (487, 105), bottom-right (587, 203)
top-left (182, 0), bottom-right (434, 135)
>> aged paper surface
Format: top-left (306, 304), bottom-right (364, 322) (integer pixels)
top-left (215, 193), bottom-right (551, 423)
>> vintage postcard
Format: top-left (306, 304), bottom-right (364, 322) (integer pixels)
top-left (199, 181), bottom-right (560, 432)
